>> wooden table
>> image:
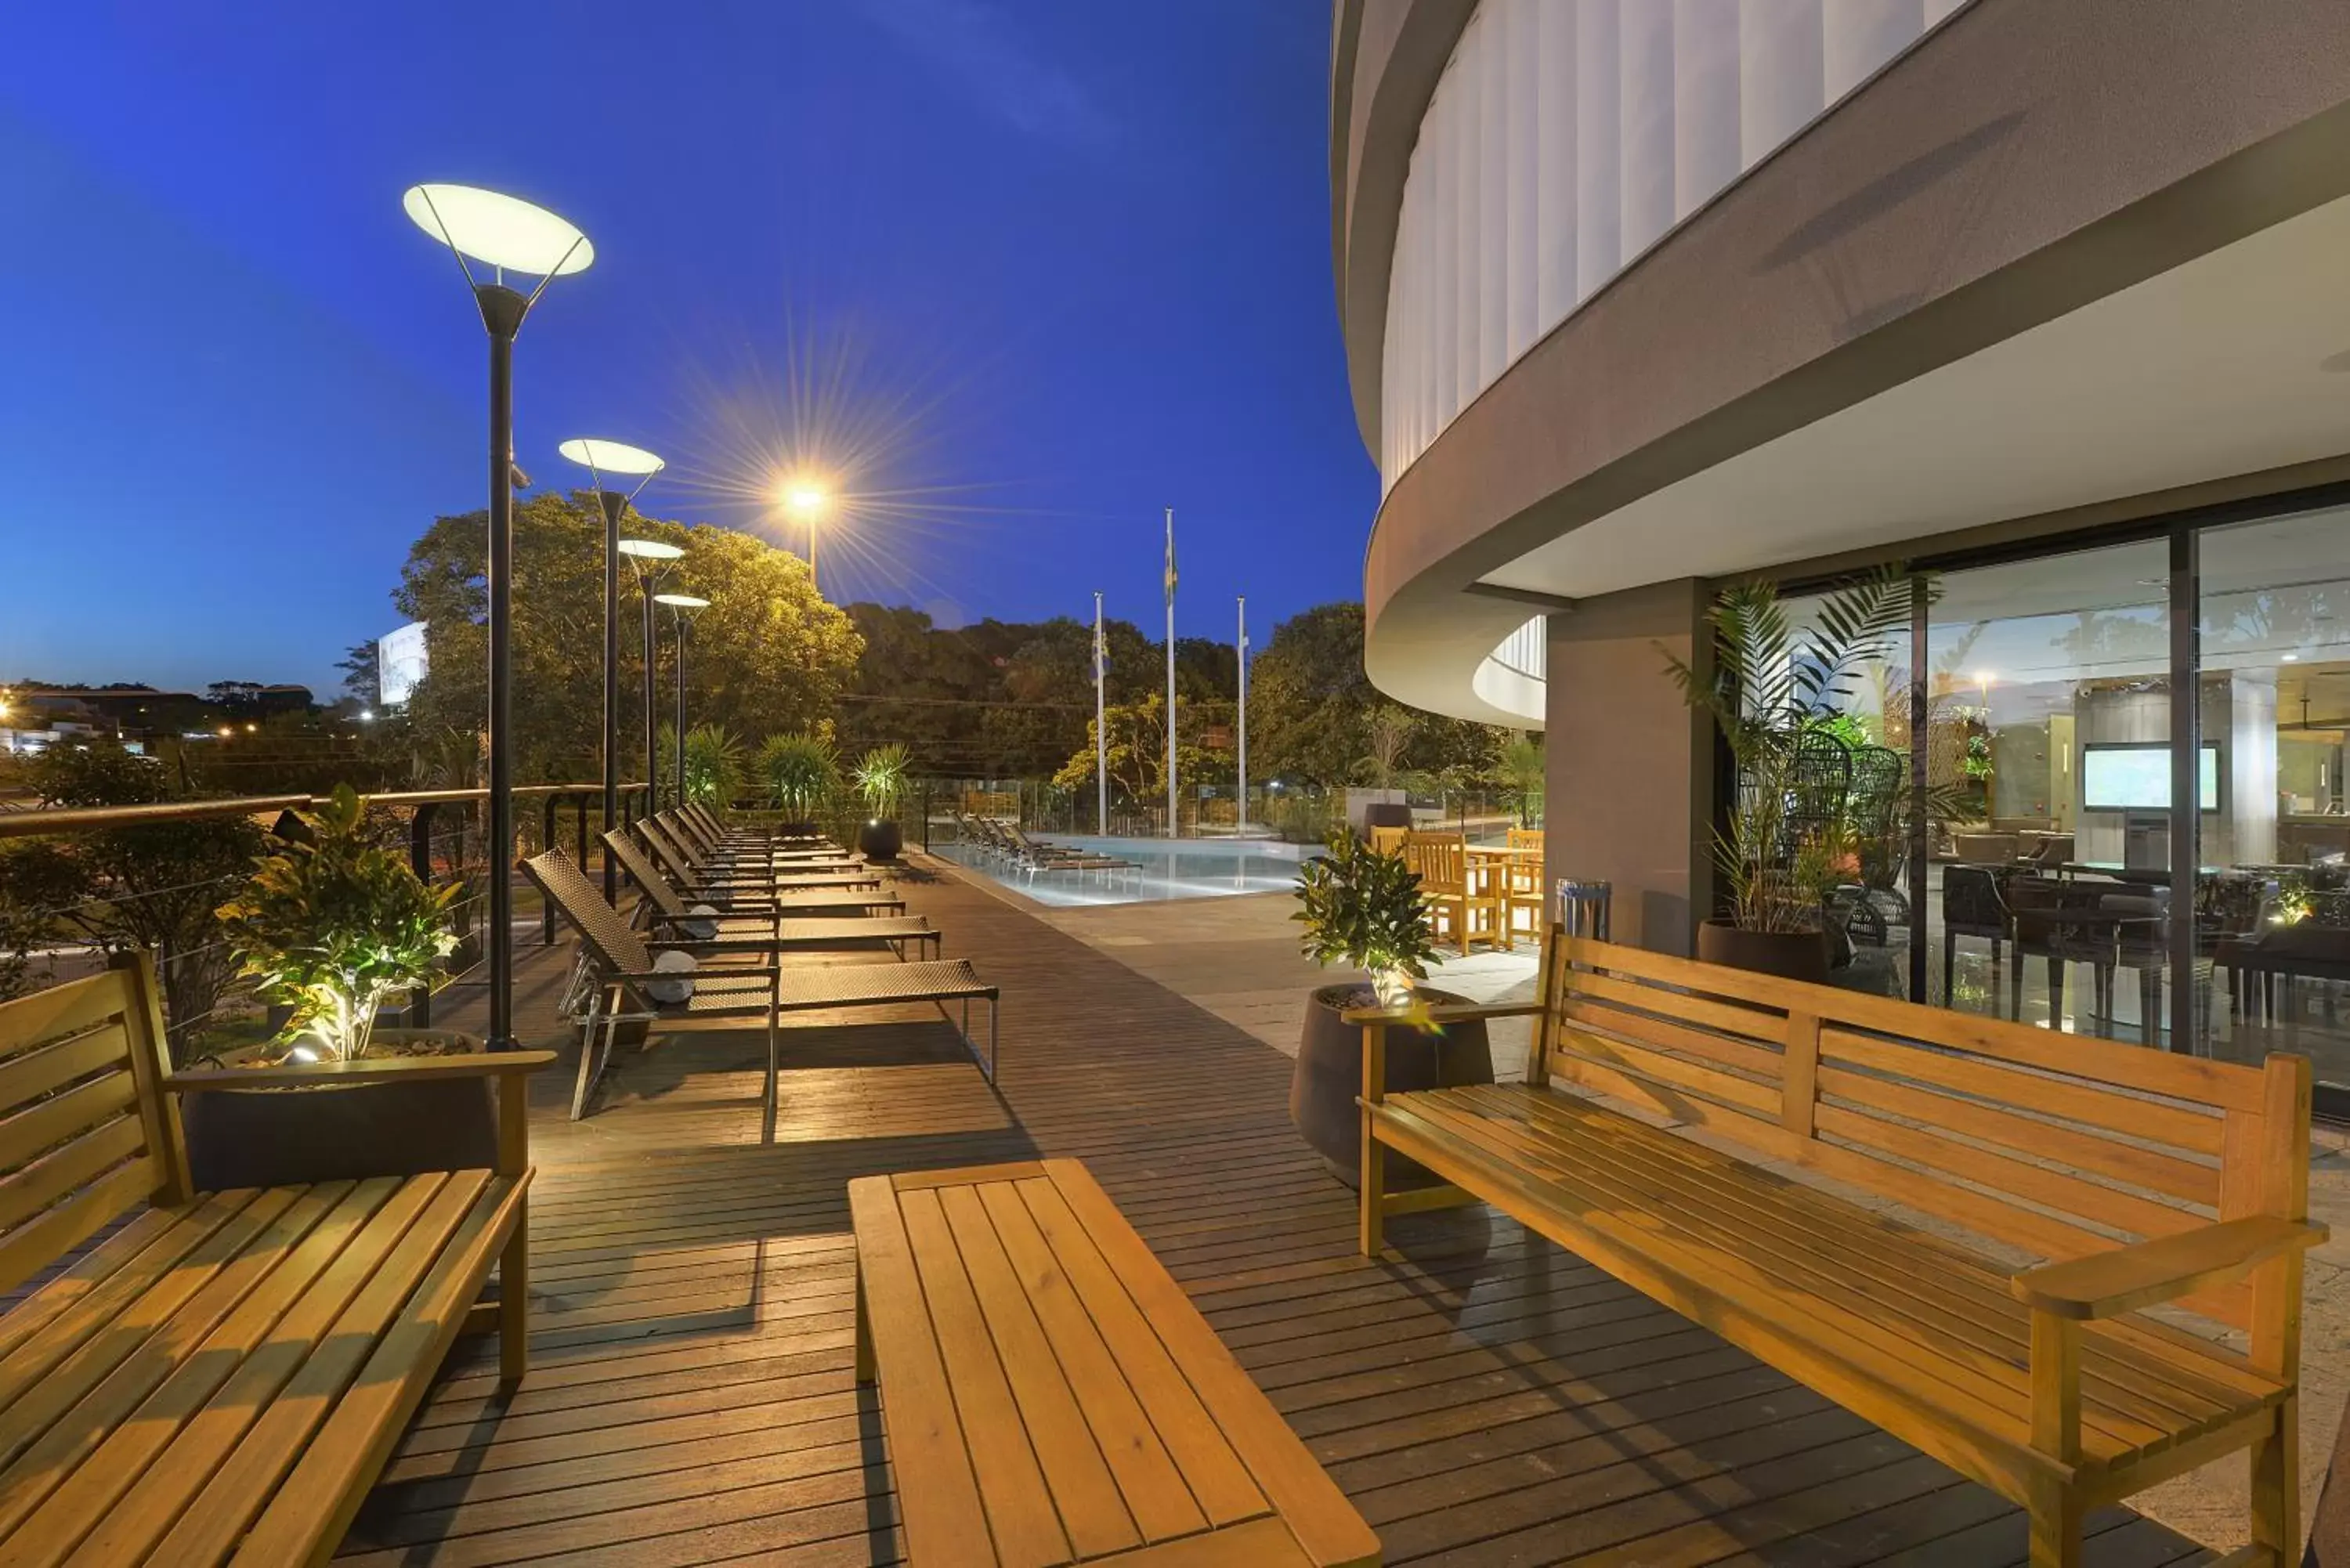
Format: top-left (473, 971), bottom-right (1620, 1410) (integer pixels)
top-left (849, 1158), bottom-right (1380, 1567)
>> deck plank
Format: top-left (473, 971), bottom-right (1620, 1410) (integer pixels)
top-left (338, 860), bottom-right (2219, 1566)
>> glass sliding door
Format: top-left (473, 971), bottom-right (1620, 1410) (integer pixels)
top-left (2196, 504), bottom-right (2350, 1098)
top-left (1922, 539), bottom-right (2174, 1039)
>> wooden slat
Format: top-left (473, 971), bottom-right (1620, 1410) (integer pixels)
top-left (844, 1174), bottom-right (996, 1568)
top-left (4, 1178), bottom-right (403, 1565)
top-left (1820, 1028), bottom-right (2226, 1157)
top-left (2013, 1216), bottom-right (2323, 1321)
top-left (0, 1206), bottom-right (179, 1364)
top-left (68, 1175), bottom-right (446, 1567)
top-left (897, 1183), bottom-right (1072, 1567)
top-left (226, 1173), bottom-right (526, 1565)
top-left (1567, 970), bottom-right (1792, 1057)
top-left (1097, 1515), bottom-right (1315, 1567)
top-left (1564, 935), bottom-right (2268, 1115)
top-left (0, 1116), bottom-right (150, 1240)
top-left (938, 1182), bottom-right (1141, 1559)
top-left (894, 1161), bottom-right (1047, 1190)
top-left (0, 1028), bottom-right (129, 1122)
top-left (1042, 1161), bottom-right (1381, 1568)
top-left (1556, 1024), bottom-right (1783, 1118)
top-left (974, 1180), bottom-right (1209, 1546)
top-left (0, 1074), bottom-right (138, 1180)
top-left (1015, 1178), bottom-right (1268, 1531)
top-left (144, 1172), bottom-right (484, 1566)
top-left (0, 1190), bottom-right (256, 1407)
top-left (0, 977), bottom-right (136, 1068)
top-left (0, 1182), bottom-right (354, 1539)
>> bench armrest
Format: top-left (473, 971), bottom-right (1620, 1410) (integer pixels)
top-left (2010, 1216), bottom-right (2328, 1321)
top-left (168, 1049), bottom-right (559, 1093)
top-left (1340, 999), bottom-right (1546, 1026)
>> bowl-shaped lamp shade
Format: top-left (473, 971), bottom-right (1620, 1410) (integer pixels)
top-left (654, 594), bottom-right (710, 609)
top-left (616, 538), bottom-right (684, 561)
top-left (403, 184), bottom-right (594, 276)
top-left (559, 439), bottom-right (664, 475)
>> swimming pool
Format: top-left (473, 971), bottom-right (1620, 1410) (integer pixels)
top-left (938, 835), bottom-right (1319, 907)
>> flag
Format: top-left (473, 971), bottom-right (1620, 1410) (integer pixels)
top-left (1162, 510), bottom-right (1177, 609)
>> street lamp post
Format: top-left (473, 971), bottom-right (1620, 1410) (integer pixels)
top-left (781, 482), bottom-right (830, 594)
top-left (656, 594), bottom-right (710, 806)
top-left (404, 183), bottom-right (592, 1053)
top-left (559, 440), bottom-right (664, 901)
top-left (620, 539), bottom-right (684, 816)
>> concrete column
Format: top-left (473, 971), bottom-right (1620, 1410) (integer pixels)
top-left (1545, 580), bottom-right (1716, 954)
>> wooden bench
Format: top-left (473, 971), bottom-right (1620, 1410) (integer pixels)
top-left (849, 1158), bottom-right (1380, 1566)
top-left (1354, 932), bottom-right (2325, 1568)
top-left (0, 958), bottom-right (551, 1565)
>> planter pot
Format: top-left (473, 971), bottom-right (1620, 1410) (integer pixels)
top-left (1697, 919), bottom-right (1831, 985)
top-left (1360, 801), bottom-right (1414, 832)
top-left (179, 1028), bottom-right (500, 1191)
top-left (856, 818), bottom-right (904, 862)
top-left (1290, 985), bottom-right (1493, 1189)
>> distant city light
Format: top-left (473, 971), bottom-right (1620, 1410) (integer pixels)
top-left (359, 709), bottom-right (375, 722)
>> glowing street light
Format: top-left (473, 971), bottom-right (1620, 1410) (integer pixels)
top-left (406, 182), bottom-right (591, 1054)
top-left (655, 594), bottom-right (710, 807)
top-left (778, 479), bottom-right (832, 594)
top-left (619, 538), bottom-right (684, 814)
top-left (562, 439), bottom-right (664, 898)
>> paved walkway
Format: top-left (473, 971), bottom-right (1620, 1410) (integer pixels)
top-left (346, 855), bottom-right (2222, 1564)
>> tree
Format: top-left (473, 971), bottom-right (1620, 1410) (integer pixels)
top-left (393, 490), bottom-right (862, 782)
top-left (1247, 603), bottom-right (1379, 787)
top-left (1358, 705), bottom-right (1415, 789)
top-left (337, 641), bottom-right (381, 707)
top-left (1051, 692), bottom-right (1220, 808)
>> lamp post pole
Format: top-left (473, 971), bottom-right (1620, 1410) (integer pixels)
top-left (657, 595), bottom-right (710, 807)
top-left (479, 285), bottom-right (524, 1052)
top-left (1237, 594), bottom-right (1248, 835)
top-left (642, 581), bottom-right (660, 815)
top-left (403, 182), bottom-right (591, 1055)
top-left (598, 490), bottom-right (624, 891)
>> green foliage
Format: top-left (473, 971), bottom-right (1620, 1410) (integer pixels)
top-left (1357, 706), bottom-right (1416, 789)
top-left (394, 490), bottom-right (862, 780)
top-left (1050, 692), bottom-right (1218, 808)
top-left (1662, 568), bottom-right (1915, 934)
top-left (215, 785), bottom-right (457, 1064)
top-left (757, 731), bottom-right (839, 817)
top-left (659, 723), bottom-right (747, 808)
top-left (1498, 732), bottom-right (1545, 827)
top-left (1292, 828), bottom-right (1439, 1000)
top-left (7, 739), bottom-right (266, 1050)
top-left (852, 743), bottom-right (912, 818)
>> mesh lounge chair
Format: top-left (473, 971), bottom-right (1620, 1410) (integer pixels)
top-left (637, 819), bottom-right (887, 900)
top-left (655, 811), bottom-right (865, 876)
top-left (647, 817), bottom-right (877, 889)
top-left (526, 849), bottom-right (1001, 1125)
top-left (605, 829), bottom-right (942, 961)
top-left (675, 805), bottom-right (858, 866)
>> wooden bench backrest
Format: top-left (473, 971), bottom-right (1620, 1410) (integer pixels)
top-left (0, 957), bottom-right (186, 1295)
top-left (1532, 932), bottom-right (2308, 1333)
top-left (1403, 832), bottom-right (1468, 892)
top-left (1368, 825), bottom-right (1408, 858)
top-left (1508, 827), bottom-right (1545, 853)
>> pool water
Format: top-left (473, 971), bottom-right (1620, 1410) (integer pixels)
top-left (938, 835), bottom-right (1318, 907)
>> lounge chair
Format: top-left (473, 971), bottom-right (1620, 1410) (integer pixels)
top-left (637, 818), bottom-right (884, 897)
top-left (605, 829), bottom-right (942, 960)
top-left (526, 848), bottom-right (1000, 1125)
top-left (1000, 822), bottom-right (1134, 873)
top-left (676, 804), bottom-right (858, 865)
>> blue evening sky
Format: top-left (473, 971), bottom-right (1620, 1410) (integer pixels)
top-left (0, 1), bottom-right (1371, 695)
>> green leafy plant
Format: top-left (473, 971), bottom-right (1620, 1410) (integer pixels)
top-left (1292, 827), bottom-right (1439, 1006)
top-left (660, 722), bottom-right (746, 808)
top-left (1355, 705), bottom-right (1416, 790)
top-left (1662, 568), bottom-right (1913, 934)
top-left (756, 731), bottom-right (838, 818)
top-left (1497, 731), bottom-right (1544, 827)
top-left (852, 742), bottom-right (912, 821)
top-left (215, 785), bottom-right (457, 1064)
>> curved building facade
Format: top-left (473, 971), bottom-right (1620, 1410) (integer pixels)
top-left (1335, 0), bottom-right (2350, 1096)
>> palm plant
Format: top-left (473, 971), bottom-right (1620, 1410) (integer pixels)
top-left (1661, 566), bottom-right (1914, 934)
top-left (853, 743), bottom-right (912, 822)
top-left (1356, 705), bottom-right (1415, 790)
top-left (756, 731), bottom-right (838, 819)
top-left (659, 723), bottom-right (746, 808)
top-left (1497, 732), bottom-right (1544, 827)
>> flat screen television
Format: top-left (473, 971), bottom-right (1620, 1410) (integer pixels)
top-left (2080, 743), bottom-right (2218, 812)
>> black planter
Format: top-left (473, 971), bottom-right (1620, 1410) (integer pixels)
top-left (1290, 984), bottom-right (1493, 1189)
top-left (1361, 801), bottom-right (1414, 831)
top-left (179, 1029), bottom-right (501, 1191)
top-left (857, 818), bottom-right (904, 862)
top-left (1697, 919), bottom-right (1831, 985)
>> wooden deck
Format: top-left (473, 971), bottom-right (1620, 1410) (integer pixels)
top-left (340, 861), bottom-right (2218, 1566)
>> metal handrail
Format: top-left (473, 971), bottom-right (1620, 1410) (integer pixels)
top-left (0, 782), bottom-right (641, 839)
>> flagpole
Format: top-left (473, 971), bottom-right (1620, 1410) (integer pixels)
top-left (1093, 591), bottom-right (1108, 835)
top-left (1236, 594), bottom-right (1248, 836)
top-left (1164, 507), bottom-right (1178, 840)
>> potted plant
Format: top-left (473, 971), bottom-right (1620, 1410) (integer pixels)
top-left (852, 742), bottom-right (911, 862)
top-left (1662, 567), bottom-right (1913, 983)
top-left (201, 784), bottom-right (497, 1188)
top-left (757, 730), bottom-right (838, 837)
top-left (1287, 827), bottom-right (1492, 1187)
